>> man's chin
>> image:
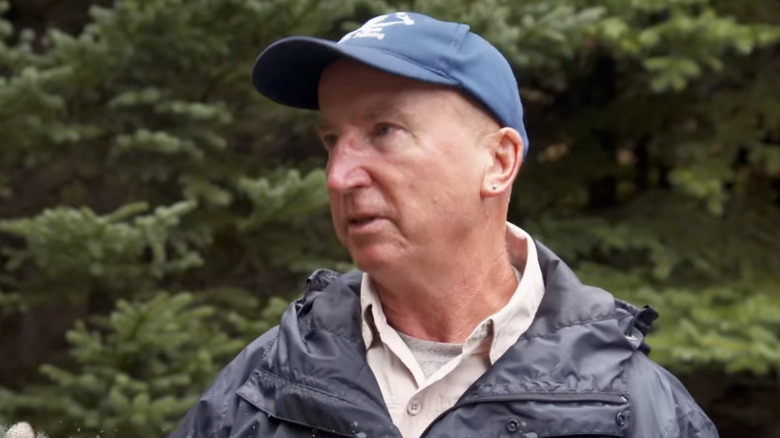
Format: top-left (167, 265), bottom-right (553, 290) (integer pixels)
top-left (348, 247), bottom-right (400, 274)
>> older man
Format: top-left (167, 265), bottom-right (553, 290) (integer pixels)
top-left (170, 12), bottom-right (718, 438)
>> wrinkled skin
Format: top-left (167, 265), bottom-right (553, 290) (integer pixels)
top-left (317, 59), bottom-right (498, 274)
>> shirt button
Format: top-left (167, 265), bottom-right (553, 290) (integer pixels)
top-left (407, 399), bottom-right (422, 415)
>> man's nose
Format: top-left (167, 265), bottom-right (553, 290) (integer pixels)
top-left (326, 138), bottom-right (371, 193)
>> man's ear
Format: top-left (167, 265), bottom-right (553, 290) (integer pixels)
top-left (480, 127), bottom-right (524, 198)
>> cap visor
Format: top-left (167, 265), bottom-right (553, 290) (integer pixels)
top-left (252, 36), bottom-right (457, 110)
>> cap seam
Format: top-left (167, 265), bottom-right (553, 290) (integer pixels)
top-left (359, 45), bottom-right (458, 84)
top-left (436, 24), bottom-right (469, 87)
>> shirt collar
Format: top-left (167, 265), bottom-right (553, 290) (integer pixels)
top-left (360, 276), bottom-right (384, 349)
top-left (360, 222), bottom-right (546, 364)
top-left (479, 222), bottom-right (545, 363)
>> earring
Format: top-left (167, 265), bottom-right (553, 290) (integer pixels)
top-left (491, 183), bottom-right (498, 190)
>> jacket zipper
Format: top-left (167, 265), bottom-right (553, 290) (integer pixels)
top-left (459, 392), bottom-right (628, 405)
top-left (419, 392), bottom-right (628, 437)
top-left (256, 410), bottom-right (357, 438)
top-left (256, 392), bottom-right (626, 437)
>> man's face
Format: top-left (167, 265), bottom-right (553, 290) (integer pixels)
top-left (318, 59), bottom-right (497, 273)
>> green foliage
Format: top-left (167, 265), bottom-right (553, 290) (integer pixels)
top-left (0, 202), bottom-right (202, 302)
top-left (0, 0), bottom-right (779, 436)
top-left (386, 1), bottom-right (780, 431)
top-left (0, 0), bottom-right (351, 312)
top-left (578, 263), bottom-right (780, 374)
top-left (0, 0), bottom-right (351, 434)
top-left (0, 292), bottom-right (284, 438)
top-left (635, 286), bottom-right (780, 375)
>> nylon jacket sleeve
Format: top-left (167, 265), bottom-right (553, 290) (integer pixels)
top-left (167, 327), bottom-right (280, 438)
top-left (667, 409), bottom-right (719, 438)
top-left (627, 353), bottom-right (719, 438)
top-left (168, 393), bottom-right (226, 438)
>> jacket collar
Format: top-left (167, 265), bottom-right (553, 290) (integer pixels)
top-left (237, 241), bottom-right (645, 437)
top-left (237, 270), bottom-right (398, 437)
top-left (461, 240), bottom-right (636, 398)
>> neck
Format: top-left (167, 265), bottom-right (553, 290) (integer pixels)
top-left (370, 223), bottom-right (519, 343)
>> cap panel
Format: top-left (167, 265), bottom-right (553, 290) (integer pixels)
top-left (435, 23), bottom-right (471, 77)
top-left (251, 12), bottom-right (530, 156)
top-left (452, 33), bottom-right (529, 155)
top-left (337, 13), bottom-right (464, 81)
top-left (252, 36), bottom-right (461, 110)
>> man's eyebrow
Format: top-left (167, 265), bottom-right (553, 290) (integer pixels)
top-left (317, 99), bottom-right (411, 132)
top-left (317, 119), bottom-right (333, 133)
top-left (363, 100), bottom-right (417, 128)
top-left (364, 100), bottom-right (406, 121)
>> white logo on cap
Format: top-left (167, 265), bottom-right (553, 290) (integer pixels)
top-left (338, 12), bottom-right (415, 43)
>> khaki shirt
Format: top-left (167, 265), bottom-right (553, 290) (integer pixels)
top-left (360, 223), bottom-right (546, 437)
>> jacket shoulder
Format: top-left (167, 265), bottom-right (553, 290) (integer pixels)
top-left (626, 353), bottom-right (719, 438)
top-left (168, 269), bottom-right (360, 438)
top-left (167, 326), bottom-right (281, 438)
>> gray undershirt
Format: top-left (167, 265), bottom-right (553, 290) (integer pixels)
top-left (397, 331), bottom-right (464, 379)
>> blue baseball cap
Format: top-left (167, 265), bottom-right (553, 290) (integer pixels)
top-left (252, 12), bottom-right (529, 156)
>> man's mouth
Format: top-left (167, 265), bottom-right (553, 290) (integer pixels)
top-left (349, 216), bottom-right (378, 226)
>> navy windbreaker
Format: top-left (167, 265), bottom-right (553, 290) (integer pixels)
top-left (169, 241), bottom-right (718, 438)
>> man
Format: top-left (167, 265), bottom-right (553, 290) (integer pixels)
top-left (170, 12), bottom-right (718, 438)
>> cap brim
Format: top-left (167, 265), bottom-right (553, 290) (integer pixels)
top-left (252, 36), bottom-right (458, 110)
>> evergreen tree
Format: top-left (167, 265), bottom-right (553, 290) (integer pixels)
top-left (0, 0), bottom-right (778, 436)
top-left (0, 292), bottom-right (284, 437)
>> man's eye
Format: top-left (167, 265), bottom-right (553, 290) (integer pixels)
top-left (321, 134), bottom-right (337, 150)
top-left (375, 123), bottom-right (394, 136)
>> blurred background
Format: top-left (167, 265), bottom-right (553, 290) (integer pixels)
top-left (0, 0), bottom-right (778, 437)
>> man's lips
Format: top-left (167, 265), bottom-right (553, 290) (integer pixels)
top-left (345, 215), bottom-right (385, 228)
top-left (347, 215), bottom-right (381, 225)
top-left (350, 217), bottom-right (377, 225)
